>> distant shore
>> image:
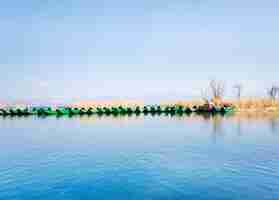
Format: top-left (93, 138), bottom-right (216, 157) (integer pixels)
top-left (58, 98), bottom-right (279, 113)
top-left (174, 98), bottom-right (279, 113)
top-left (1, 98), bottom-right (279, 113)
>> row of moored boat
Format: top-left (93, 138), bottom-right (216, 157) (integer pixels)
top-left (0, 105), bottom-right (234, 117)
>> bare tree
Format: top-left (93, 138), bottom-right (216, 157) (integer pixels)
top-left (234, 84), bottom-right (243, 100)
top-left (267, 85), bottom-right (279, 100)
top-left (200, 88), bottom-right (209, 102)
top-left (209, 79), bottom-right (225, 100)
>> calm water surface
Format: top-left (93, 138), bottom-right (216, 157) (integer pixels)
top-left (0, 114), bottom-right (279, 200)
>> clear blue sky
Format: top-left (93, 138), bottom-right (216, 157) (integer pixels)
top-left (1, 0), bottom-right (279, 102)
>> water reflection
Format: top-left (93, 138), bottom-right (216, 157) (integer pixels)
top-left (269, 117), bottom-right (279, 134)
top-left (1, 111), bottom-right (279, 200)
top-left (212, 115), bottom-right (225, 142)
top-left (1, 112), bottom-right (279, 135)
top-left (227, 112), bottom-right (279, 135)
top-left (237, 118), bottom-right (243, 136)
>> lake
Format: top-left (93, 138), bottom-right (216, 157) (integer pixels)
top-left (0, 113), bottom-right (279, 200)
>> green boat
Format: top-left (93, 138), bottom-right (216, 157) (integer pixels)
top-left (21, 108), bottom-right (30, 115)
top-left (111, 107), bottom-right (120, 115)
top-left (68, 107), bottom-right (80, 115)
top-left (8, 108), bottom-right (18, 115)
top-left (222, 107), bottom-right (234, 113)
top-left (163, 106), bottom-right (171, 113)
top-left (184, 107), bottom-right (192, 113)
top-left (44, 108), bottom-right (57, 115)
top-left (175, 105), bottom-right (184, 114)
top-left (0, 108), bottom-right (9, 116)
top-left (134, 106), bottom-right (141, 114)
top-left (170, 106), bottom-right (176, 113)
top-left (56, 107), bottom-right (70, 115)
top-left (77, 108), bottom-right (87, 115)
top-left (96, 107), bottom-right (104, 115)
top-left (29, 108), bottom-right (39, 115)
top-left (85, 107), bottom-right (95, 115)
top-left (126, 107), bottom-right (133, 114)
top-left (118, 106), bottom-right (128, 114)
top-left (103, 107), bottom-right (112, 115)
top-left (156, 105), bottom-right (162, 113)
top-left (143, 106), bottom-right (150, 114)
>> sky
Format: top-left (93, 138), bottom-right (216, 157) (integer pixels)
top-left (0, 0), bottom-right (279, 103)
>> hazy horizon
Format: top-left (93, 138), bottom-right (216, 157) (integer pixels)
top-left (1, 0), bottom-right (279, 102)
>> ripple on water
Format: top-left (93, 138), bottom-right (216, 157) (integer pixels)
top-left (0, 116), bottom-right (279, 200)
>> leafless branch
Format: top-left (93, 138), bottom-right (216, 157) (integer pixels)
top-left (267, 85), bottom-right (279, 100)
top-left (233, 84), bottom-right (243, 100)
top-left (209, 79), bottom-right (225, 100)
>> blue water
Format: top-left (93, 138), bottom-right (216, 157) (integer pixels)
top-left (0, 115), bottom-right (279, 200)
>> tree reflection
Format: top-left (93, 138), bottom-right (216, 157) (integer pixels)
top-left (269, 118), bottom-right (279, 135)
top-left (237, 118), bottom-right (242, 136)
top-left (211, 115), bottom-right (224, 143)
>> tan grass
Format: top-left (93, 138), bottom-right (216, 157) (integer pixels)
top-left (70, 100), bottom-right (144, 108)
top-left (227, 98), bottom-right (279, 111)
top-left (173, 98), bottom-right (279, 111)
top-left (71, 98), bottom-right (279, 112)
top-left (171, 100), bottom-right (205, 108)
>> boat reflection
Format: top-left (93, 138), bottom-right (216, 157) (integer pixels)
top-left (1, 112), bottom-right (278, 136)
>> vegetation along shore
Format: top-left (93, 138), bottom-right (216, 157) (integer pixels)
top-left (1, 80), bottom-right (278, 117)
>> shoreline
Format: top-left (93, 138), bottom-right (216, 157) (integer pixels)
top-left (235, 108), bottom-right (279, 113)
top-left (1, 98), bottom-right (279, 114)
